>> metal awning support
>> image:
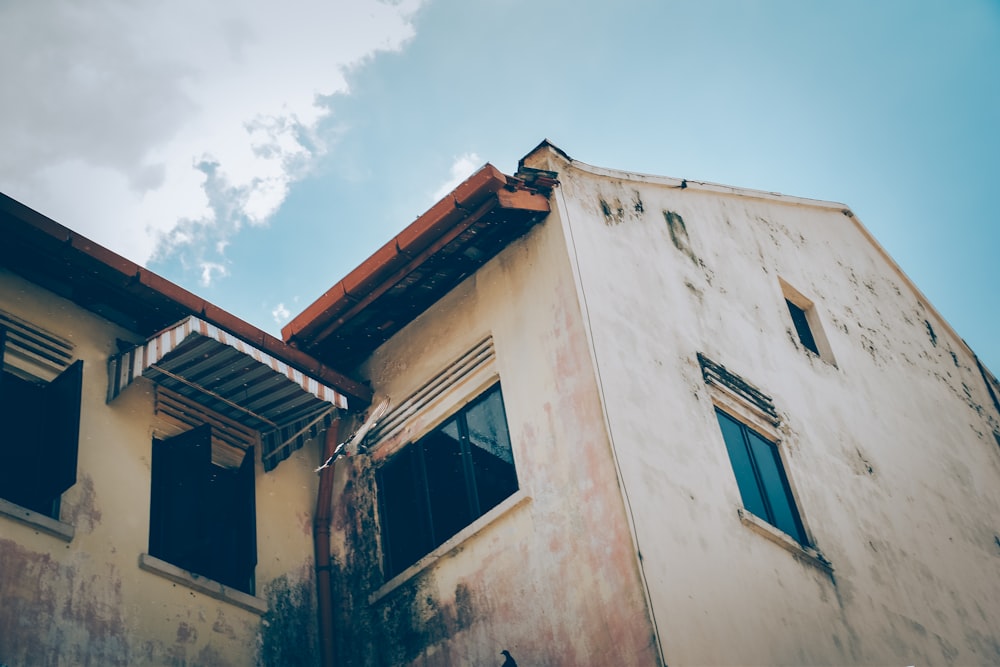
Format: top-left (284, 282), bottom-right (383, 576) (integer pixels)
top-left (260, 404), bottom-right (337, 469)
top-left (108, 316), bottom-right (350, 470)
top-left (148, 363), bottom-right (281, 429)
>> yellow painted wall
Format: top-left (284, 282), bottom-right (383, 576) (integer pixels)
top-left (326, 204), bottom-right (661, 666)
top-left (0, 268), bottom-right (323, 666)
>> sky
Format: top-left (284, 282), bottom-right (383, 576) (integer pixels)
top-left (1, 0), bottom-right (997, 372)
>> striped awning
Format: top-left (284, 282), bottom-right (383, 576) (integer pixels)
top-left (108, 316), bottom-right (348, 469)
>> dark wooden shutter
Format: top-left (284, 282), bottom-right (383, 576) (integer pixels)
top-left (150, 424), bottom-right (211, 574)
top-left (231, 447), bottom-right (257, 593)
top-left (203, 448), bottom-right (257, 594)
top-left (38, 359), bottom-right (83, 500)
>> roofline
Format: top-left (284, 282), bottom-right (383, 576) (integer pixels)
top-left (281, 163), bottom-right (550, 347)
top-left (523, 141), bottom-right (987, 370)
top-left (524, 140), bottom-right (851, 211)
top-left (0, 192), bottom-right (372, 406)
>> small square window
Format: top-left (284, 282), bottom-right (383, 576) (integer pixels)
top-left (378, 383), bottom-right (517, 578)
top-left (715, 409), bottom-right (807, 545)
top-left (149, 425), bottom-right (257, 594)
top-left (779, 279), bottom-right (835, 364)
top-left (0, 327), bottom-right (84, 518)
top-left (785, 299), bottom-right (819, 355)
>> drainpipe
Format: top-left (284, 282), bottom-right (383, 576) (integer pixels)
top-left (315, 419), bottom-right (342, 667)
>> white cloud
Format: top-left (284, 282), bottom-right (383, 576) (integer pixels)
top-left (431, 152), bottom-right (483, 202)
top-left (271, 302), bottom-right (292, 324)
top-left (200, 261), bottom-right (228, 287)
top-left (0, 0), bottom-right (423, 268)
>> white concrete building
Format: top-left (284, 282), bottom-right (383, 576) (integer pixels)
top-left (3, 139), bottom-right (998, 665)
top-left (285, 141), bottom-right (1000, 666)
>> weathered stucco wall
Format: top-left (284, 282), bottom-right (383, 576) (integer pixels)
top-left (524, 150), bottom-right (1000, 665)
top-left (327, 209), bottom-right (660, 665)
top-left (0, 268), bottom-right (323, 666)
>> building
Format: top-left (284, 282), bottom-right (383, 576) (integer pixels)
top-left (0, 193), bottom-right (370, 665)
top-left (2, 140), bottom-right (1000, 665)
top-left (284, 141), bottom-right (1000, 665)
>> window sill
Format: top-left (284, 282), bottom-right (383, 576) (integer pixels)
top-left (370, 490), bottom-right (532, 605)
top-left (138, 553), bottom-right (267, 615)
top-left (738, 508), bottom-right (832, 574)
top-left (0, 497), bottom-right (74, 542)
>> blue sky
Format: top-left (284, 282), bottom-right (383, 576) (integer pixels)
top-left (1, 0), bottom-right (997, 372)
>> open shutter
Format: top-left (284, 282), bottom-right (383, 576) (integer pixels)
top-left (150, 424), bottom-right (211, 574)
top-left (202, 448), bottom-right (257, 594)
top-left (38, 359), bottom-right (83, 500)
top-left (230, 448), bottom-right (257, 593)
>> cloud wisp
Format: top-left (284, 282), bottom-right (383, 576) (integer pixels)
top-left (0, 0), bottom-right (423, 283)
top-left (431, 153), bottom-right (483, 203)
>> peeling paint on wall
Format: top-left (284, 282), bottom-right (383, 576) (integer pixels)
top-left (599, 197), bottom-right (625, 225)
top-left (61, 473), bottom-right (102, 535)
top-left (0, 538), bottom-right (128, 667)
top-left (323, 216), bottom-right (661, 666)
top-left (257, 566), bottom-right (319, 667)
top-left (663, 210), bottom-right (699, 264)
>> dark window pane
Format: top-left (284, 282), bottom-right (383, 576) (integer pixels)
top-left (465, 387), bottom-right (517, 513)
top-left (716, 410), bottom-right (768, 521)
top-left (0, 353), bottom-right (83, 517)
top-left (379, 448), bottom-right (430, 577)
top-left (150, 426), bottom-right (257, 592)
top-left (786, 299), bottom-right (819, 354)
top-left (378, 383), bottom-right (519, 579)
top-left (420, 420), bottom-right (472, 545)
top-left (0, 373), bottom-right (50, 514)
top-left (746, 430), bottom-right (807, 544)
top-left (440, 419), bottom-right (460, 442)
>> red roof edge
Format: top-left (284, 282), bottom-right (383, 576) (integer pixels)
top-left (0, 192), bottom-right (371, 406)
top-left (282, 163), bottom-right (526, 344)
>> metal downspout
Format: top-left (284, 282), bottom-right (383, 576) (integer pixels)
top-left (315, 420), bottom-right (342, 667)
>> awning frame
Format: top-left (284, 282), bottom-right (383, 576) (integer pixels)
top-left (108, 316), bottom-right (350, 470)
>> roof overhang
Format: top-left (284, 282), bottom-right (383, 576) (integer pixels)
top-left (109, 316), bottom-right (348, 470)
top-left (0, 192), bottom-right (371, 406)
top-left (282, 163), bottom-right (554, 368)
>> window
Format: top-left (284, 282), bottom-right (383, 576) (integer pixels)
top-left (149, 424), bottom-right (257, 594)
top-left (378, 383), bottom-right (517, 578)
top-left (0, 327), bottom-right (84, 518)
top-left (715, 408), bottom-right (807, 544)
top-left (785, 299), bottom-right (818, 355)
top-left (779, 278), bottom-right (834, 364)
